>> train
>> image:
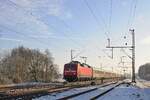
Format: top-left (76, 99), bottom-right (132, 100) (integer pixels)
top-left (63, 61), bottom-right (119, 82)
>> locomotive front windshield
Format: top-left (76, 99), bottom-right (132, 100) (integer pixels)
top-left (65, 64), bottom-right (77, 71)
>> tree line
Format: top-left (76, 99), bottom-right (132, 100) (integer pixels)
top-left (0, 46), bottom-right (59, 84)
top-left (138, 63), bottom-right (150, 81)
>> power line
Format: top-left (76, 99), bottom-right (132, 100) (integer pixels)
top-left (126, 0), bottom-right (135, 30)
top-left (7, 0), bottom-right (93, 60)
top-left (4, 0), bottom-right (57, 47)
top-left (108, 0), bottom-right (112, 35)
top-left (7, 0), bottom-right (104, 60)
top-left (80, 56), bottom-right (87, 64)
top-left (0, 25), bottom-right (56, 48)
top-left (83, 0), bottom-right (109, 39)
top-left (83, 0), bottom-right (115, 60)
top-left (130, 0), bottom-right (138, 27)
top-left (124, 0), bottom-right (138, 37)
top-left (56, 18), bottom-right (75, 34)
top-left (38, 19), bottom-right (84, 48)
top-left (7, 0), bottom-right (85, 48)
top-left (91, 2), bottom-right (108, 33)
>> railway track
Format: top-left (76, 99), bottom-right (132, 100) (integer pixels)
top-left (56, 81), bottom-right (127, 100)
top-left (0, 82), bottom-right (65, 100)
top-left (90, 83), bottom-right (121, 100)
top-left (0, 86), bottom-right (70, 100)
top-left (0, 81), bottom-right (97, 99)
top-left (0, 77), bottom-right (123, 100)
top-left (0, 82), bottom-right (64, 91)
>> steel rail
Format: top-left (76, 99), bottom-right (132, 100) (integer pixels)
top-left (90, 83), bottom-right (123, 100)
top-left (57, 82), bottom-right (118, 100)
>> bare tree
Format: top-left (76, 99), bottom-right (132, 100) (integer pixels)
top-left (0, 46), bottom-right (59, 84)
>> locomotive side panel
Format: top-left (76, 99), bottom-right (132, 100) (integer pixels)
top-left (77, 65), bottom-right (93, 79)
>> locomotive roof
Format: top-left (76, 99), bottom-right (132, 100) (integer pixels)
top-left (67, 61), bottom-right (92, 68)
top-left (70, 61), bottom-right (81, 64)
top-left (81, 63), bottom-right (92, 68)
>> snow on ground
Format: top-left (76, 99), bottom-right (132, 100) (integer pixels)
top-left (69, 84), bottom-right (116, 100)
top-left (136, 78), bottom-right (150, 88)
top-left (99, 84), bottom-right (150, 100)
top-left (34, 82), bottom-right (150, 100)
top-left (33, 85), bottom-right (99, 100)
top-left (33, 84), bottom-right (117, 100)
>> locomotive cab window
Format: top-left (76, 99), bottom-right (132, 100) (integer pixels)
top-left (65, 64), bottom-right (77, 70)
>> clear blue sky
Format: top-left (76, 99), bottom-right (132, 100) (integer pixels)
top-left (0, 0), bottom-right (150, 74)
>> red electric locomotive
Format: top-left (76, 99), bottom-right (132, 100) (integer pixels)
top-left (63, 61), bottom-right (93, 82)
top-left (63, 61), bottom-right (120, 82)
